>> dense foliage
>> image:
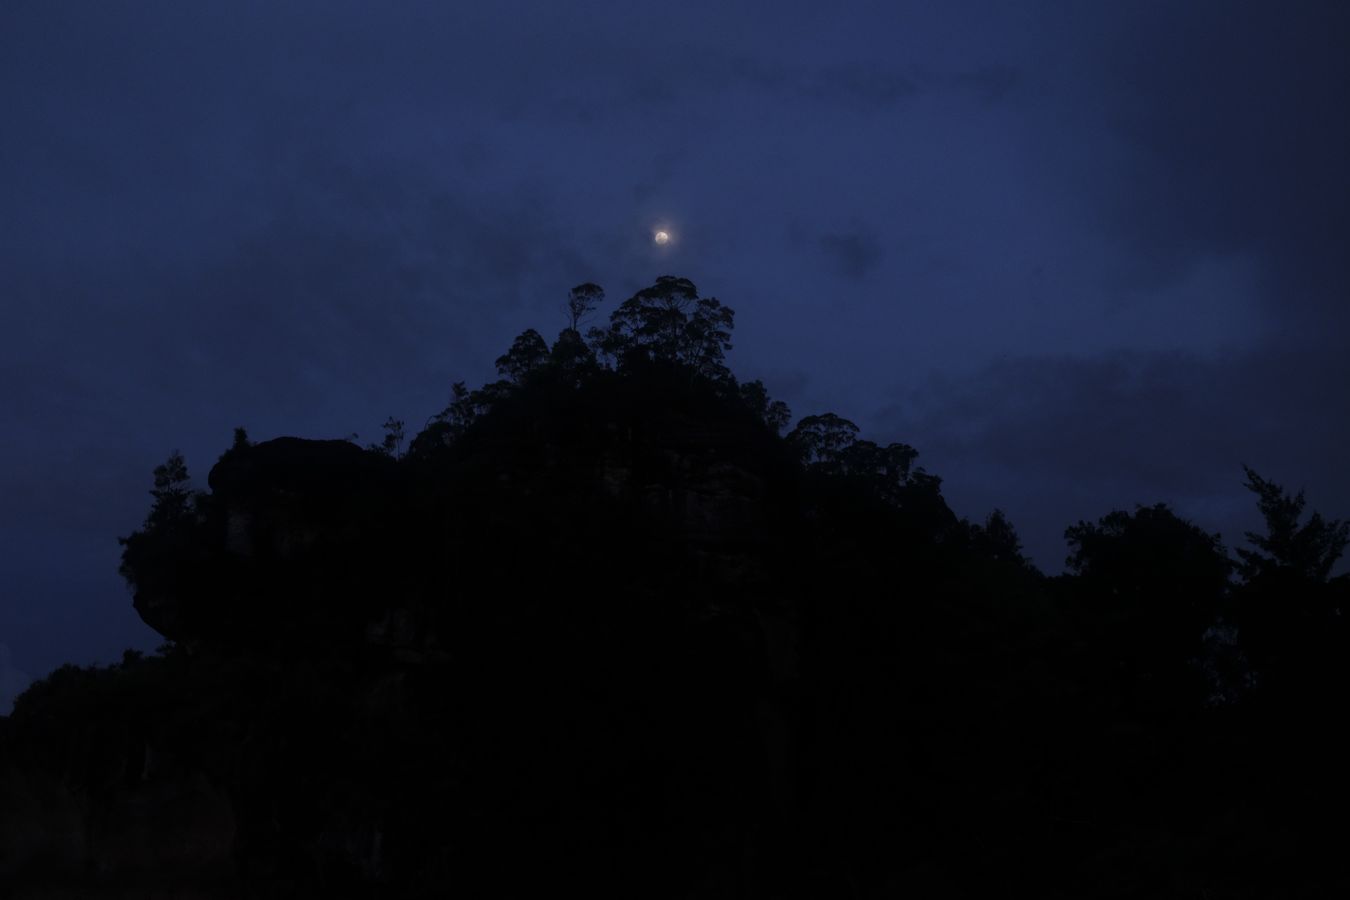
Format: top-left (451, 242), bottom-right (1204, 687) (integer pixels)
top-left (3, 277), bottom-right (1348, 898)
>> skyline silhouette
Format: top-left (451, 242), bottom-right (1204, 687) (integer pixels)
top-left (8, 5), bottom-right (1350, 892)
top-left (3, 284), bottom-right (1347, 895)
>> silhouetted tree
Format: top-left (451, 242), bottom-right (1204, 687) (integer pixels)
top-left (370, 417), bottom-right (405, 459)
top-left (737, 379), bottom-right (791, 435)
top-left (565, 282), bottom-right (604, 332)
top-left (550, 326), bottom-right (596, 379)
top-left (494, 329), bottom-right (549, 384)
top-left (609, 275), bottom-right (698, 360)
top-left (967, 509), bottom-right (1034, 570)
top-left (1066, 504), bottom-right (1231, 592)
top-left (1064, 504), bottom-right (1231, 712)
top-left (681, 297), bottom-right (735, 381)
top-left (145, 451), bottom-right (195, 532)
top-left (840, 439), bottom-right (917, 485)
top-left (432, 382), bottom-right (484, 437)
top-left (787, 412), bottom-right (859, 471)
top-left (116, 452), bottom-right (212, 640)
top-left (1237, 466), bottom-right (1349, 582)
top-left (1227, 468), bottom-right (1349, 711)
top-left (411, 376), bottom-right (516, 458)
top-left (1221, 471), bottom-right (1350, 866)
top-left (591, 276), bottom-right (735, 380)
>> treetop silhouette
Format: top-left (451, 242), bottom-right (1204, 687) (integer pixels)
top-left (7, 274), bottom-right (1349, 899)
top-left (1238, 465), bottom-right (1349, 582)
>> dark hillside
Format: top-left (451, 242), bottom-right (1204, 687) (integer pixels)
top-left (3, 279), bottom-right (1347, 898)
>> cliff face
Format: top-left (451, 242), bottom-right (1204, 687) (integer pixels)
top-left (0, 725), bottom-right (237, 898)
top-left (128, 437), bottom-right (402, 646)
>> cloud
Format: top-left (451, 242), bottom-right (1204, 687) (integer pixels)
top-left (811, 63), bottom-right (919, 110)
top-left (878, 344), bottom-right (1350, 572)
top-left (819, 229), bottom-right (885, 280)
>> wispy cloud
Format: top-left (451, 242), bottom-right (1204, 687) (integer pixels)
top-left (819, 229), bottom-right (885, 280)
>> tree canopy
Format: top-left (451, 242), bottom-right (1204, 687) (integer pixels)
top-left (7, 274), bottom-right (1349, 899)
top-left (588, 276), bottom-right (735, 381)
top-left (1237, 465), bottom-right (1349, 582)
top-left (494, 328), bottom-right (549, 384)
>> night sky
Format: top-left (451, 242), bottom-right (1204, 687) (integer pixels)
top-left (3, 1), bottom-right (1348, 712)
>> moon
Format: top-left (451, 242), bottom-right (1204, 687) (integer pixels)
top-left (653, 230), bottom-right (670, 245)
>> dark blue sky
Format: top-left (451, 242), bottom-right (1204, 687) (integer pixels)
top-left (3, 1), bottom-right (1348, 710)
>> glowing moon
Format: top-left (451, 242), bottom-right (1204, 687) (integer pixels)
top-left (653, 230), bottom-right (670, 245)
